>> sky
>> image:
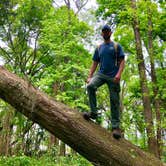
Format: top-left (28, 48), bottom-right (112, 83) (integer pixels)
top-left (54, 0), bottom-right (98, 10)
top-left (0, 57), bottom-right (4, 65)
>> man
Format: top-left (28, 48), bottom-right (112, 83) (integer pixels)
top-left (83, 24), bottom-right (125, 139)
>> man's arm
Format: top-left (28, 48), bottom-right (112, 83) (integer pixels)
top-left (114, 58), bottom-right (125, 83)
top-left (86, 61), bottom-right (99, 83)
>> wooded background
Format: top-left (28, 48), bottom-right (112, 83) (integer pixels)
top-left (0, 0), bottom-right (165, 165)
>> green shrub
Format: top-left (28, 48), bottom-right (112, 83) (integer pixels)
top-left (0, 156), bottom-right (31, 166)
top-left (0, 154), bottom-right (92, 166)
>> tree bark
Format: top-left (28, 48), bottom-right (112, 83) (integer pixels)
top-left (131, 0), bottom-right (159, 157)
top-left (59, 141), bottom-right (66, 156)
top-left (0, 106), bottom-right (13, 156)
top-left (147, 1), bottom-right (162, 158)
top-left (48, 134), bottom-right (58, 150)
top-left (0, 66), bottom-right (165, 166)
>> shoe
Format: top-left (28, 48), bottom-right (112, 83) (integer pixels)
top-left (112, 128), bottom-right (121, 139)
top-left (83, 112), bottom-right (97, 120)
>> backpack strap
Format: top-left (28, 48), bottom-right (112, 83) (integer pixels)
top-left (97, 44), bottom-right (101, 58)
top-left (113, 42), bottom-right (119, 66)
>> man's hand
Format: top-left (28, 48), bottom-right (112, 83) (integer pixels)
top-left (114, 59), bottom-right (125, 83)
top-left (86, 61), bottom-right (98, 84)
top-left (86, 77), bottom-right (92, 84)
top-left (113, 73), bottom-right (121, 83)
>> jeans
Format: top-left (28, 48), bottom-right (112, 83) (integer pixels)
top-left (87, 72), bottom-right (120, 129)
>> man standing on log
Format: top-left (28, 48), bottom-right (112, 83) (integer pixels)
top-left (83, 25), bottom-right (125, 139)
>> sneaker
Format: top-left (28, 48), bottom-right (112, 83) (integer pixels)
top-left (112, 128), bottom-right (121, 139)
top-left (83, 112), bottom-right (97, 120)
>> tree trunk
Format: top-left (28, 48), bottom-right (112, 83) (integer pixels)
top-left (131, 0), bottom-right (159, 157)
top-left (147, 1), bottom-right (162, 158)
top-left (0, 66), bottom-right (165, 166)
top-left (0, 106), bottom-right (13, 156)
top-left (59, 141), bottom-right (66, 156)
top-left (48, 134), bottom-right (58, 150)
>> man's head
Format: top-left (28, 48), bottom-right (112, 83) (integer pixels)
top-left (101, 24), bottom-right (112, 41)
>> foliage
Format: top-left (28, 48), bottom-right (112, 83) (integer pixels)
top-left (0, 154), bottom-right (92, 166)
top-left (0, 0), bottom-right (54, 78)
top-left (37, 5), bottom-right (92, 111)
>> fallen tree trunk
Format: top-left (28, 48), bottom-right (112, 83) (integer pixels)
top-left (0, 66), bottom-right (165, 166)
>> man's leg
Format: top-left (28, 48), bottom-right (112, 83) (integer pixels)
top-left (108, 82), bottom-right (121, 138)
top-left (84, 73), bottom-right (105, 119)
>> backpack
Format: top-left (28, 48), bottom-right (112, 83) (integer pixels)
top-left (97, 42), bottom-right (119, 66)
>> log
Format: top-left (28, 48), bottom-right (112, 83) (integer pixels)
top-left (0, 66), bottom-right (165, 166)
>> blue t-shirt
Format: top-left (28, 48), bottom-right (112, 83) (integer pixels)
top-left (93, 42), bottom-right (125, 77)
